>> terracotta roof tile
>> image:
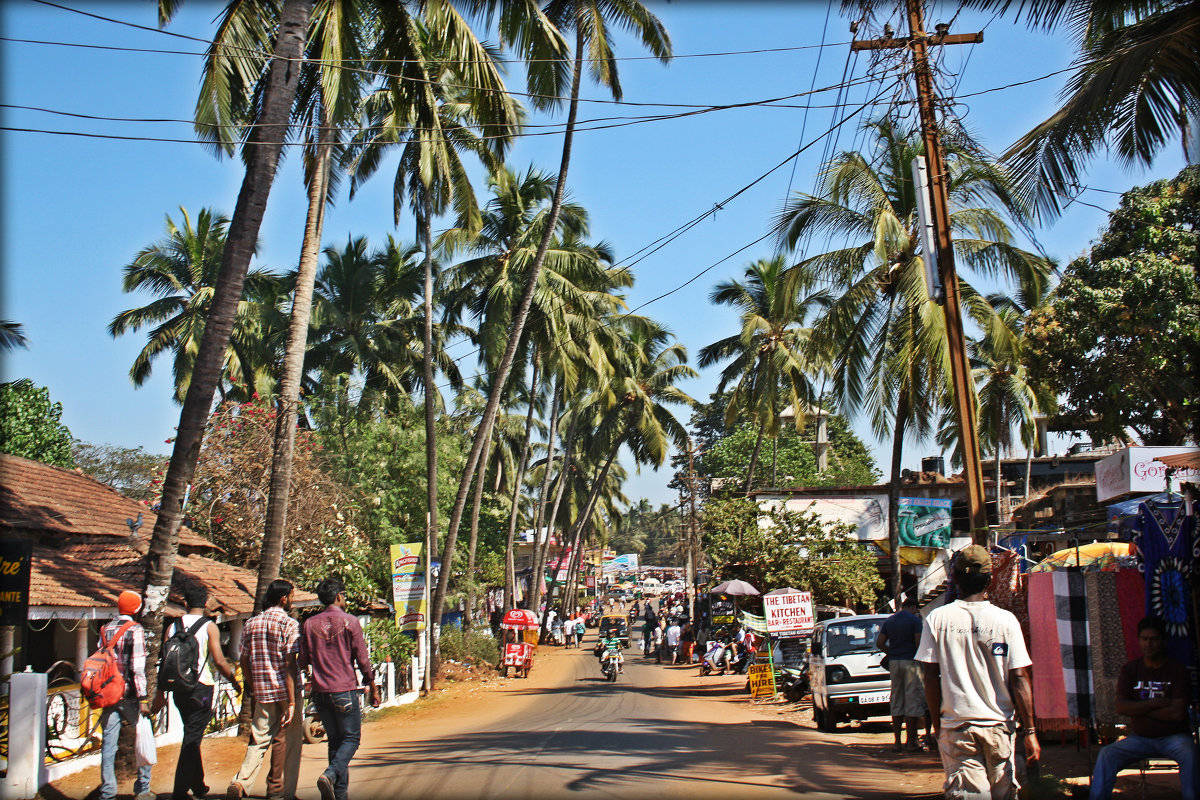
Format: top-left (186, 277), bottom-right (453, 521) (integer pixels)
top-left (0, 453), bottom-right (213, 551)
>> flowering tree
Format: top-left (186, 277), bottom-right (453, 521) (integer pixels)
top-left (188, 397), bottom-right (375, 601)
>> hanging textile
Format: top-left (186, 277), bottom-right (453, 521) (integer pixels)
top-left (1053, 570), bottom-right (1093, 722)
top-left (1027, 572), bottom-right (1069, 726)
top-left (1134, 495), bottom-right (1196, 668)
top-left (1115, 569), bottom-right (1147, 659)
top-left (989, 550), bottom-right (1028, 639)
top-left (1085, 571), bottom-right (1126, 725)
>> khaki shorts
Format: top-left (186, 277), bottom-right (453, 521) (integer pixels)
top-left (937, 723), bottom-right (1019, 800)
top-left (888, 658), bottom-right (926, 717)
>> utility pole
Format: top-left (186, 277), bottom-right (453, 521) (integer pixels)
top-left (685, 442), bottom-right (705, 623)
top-left (853, 0), bottom-right (989, 544)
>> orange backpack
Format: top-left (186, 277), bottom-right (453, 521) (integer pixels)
top-left (80, 621), bottom-right (135, 708)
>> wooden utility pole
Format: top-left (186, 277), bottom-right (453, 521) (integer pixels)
top-left (853, 1), bottom-right (989, 544)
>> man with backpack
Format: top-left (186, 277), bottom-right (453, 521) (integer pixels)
top-left (93, 589), bottom-right (154, 800)
top-left (154, 583), bottom-right (241, 800)
top-left (227, 579), bottom-right (302, 800)
top-left (299, 576), bottom-right (380, 800)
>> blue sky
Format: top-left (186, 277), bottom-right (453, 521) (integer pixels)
top-left (0, 1), bottom-right (1185, 506)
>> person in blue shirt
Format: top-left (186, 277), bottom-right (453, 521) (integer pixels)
top-left (877, 594), bottom-right (927, 752)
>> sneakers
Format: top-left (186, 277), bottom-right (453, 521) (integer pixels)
top-left (226, 783), bottom-right (244, 800)
top-left (316, 773), bottom-right (336, 800)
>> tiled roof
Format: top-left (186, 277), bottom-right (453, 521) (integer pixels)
top-left (31, 541), bottom-right (317, 618)
top-left (0, 453), bottom-right (213, 551)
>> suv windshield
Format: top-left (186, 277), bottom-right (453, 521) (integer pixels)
top-left (824, 620), bottom-right (884, 658)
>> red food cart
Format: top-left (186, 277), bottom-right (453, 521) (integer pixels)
top-left (500, 609), bottom-right (539, 678)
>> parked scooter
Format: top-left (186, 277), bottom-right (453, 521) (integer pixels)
top-left (600, 638), bottom-right (623, 682)
top-left (779, 663), bottom-right (810, 702)
top-left (699, 639), bottom-right (729, 676)
top-left (550, 619), bottom-right (566, 646)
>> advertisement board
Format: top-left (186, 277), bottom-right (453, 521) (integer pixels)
top-left (897, 497), bottom-right (953, 548)
top-left (390, 542), bottom-right (426, 631)
top-left (763, 591), bottom-right (813, 638)
top-left (760, 495), bottom-right (888, 541)
top-left (711, 597), bottom-right (735, 624)
top-left (0, 540), bottom-right (32, 626)
top-left (748, 663), bottom-right (776, 698)
top-left (1096, 447), bottom-right (1200, 501)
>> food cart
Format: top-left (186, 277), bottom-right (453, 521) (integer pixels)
top-left (500, 608), bottom-right (539, 678)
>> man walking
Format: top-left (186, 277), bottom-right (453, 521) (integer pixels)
top-left (158, 583), bottom-right (242, 800)
top-left (1089, 616), bottom-right (1197, 799)
top-left (877, 594), bottom-right (927, 753)
top-left (299, 577), bottom-right (381, 800)
top-left (665, 619), bottom-right (681, 664)
top-left (916, 545), bottom-right (1039, 799)
top-left (98, 590), bottom-right (154, 800)
top-left (228, 579), bottom-right (302, 800)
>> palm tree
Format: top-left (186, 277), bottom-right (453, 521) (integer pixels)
top-left (0, 321), bottom-right (28, 351)
top-left (431, 0), bottom-right (671, 661)
top-left (966, 0), bottom-right (1200, 219)
top-left (698, 256), bottom-right (829, 492)
top-left (143, 0), bottom-right (312, 651)
top-left (774, 117), bottom-right (1051, 600)
top-left (108, 207), bottom-right (285, 404)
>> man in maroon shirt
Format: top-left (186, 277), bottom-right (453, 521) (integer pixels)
top-left (299, 577), bottom-right (380, 800)
top-left (1089, 616), bottom-right (1197, 799)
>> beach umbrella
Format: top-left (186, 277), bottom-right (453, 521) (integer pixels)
top-left (710, 579), bottom-right (760, 596)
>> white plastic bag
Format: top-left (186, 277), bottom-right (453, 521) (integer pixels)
top-left (135, 715), bottom-right (157, 767)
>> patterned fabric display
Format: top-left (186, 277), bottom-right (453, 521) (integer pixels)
top-left (1085, 572), bottom-right (1126, 725)
top-left (1134, 496), bottom-right (1196, 669)
top-left (1027, 571), bottom-right (1069, 726)
top-left (1053, 570), bottom-right (1092, 722)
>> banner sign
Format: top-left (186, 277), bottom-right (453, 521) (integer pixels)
top-left (602, 553), bottom-right (639, 573)
top-left (390, 542), bottom-right (426, 631)
top-left (1096, 446), bottom-right (1200, 501)
top-left (760, 495), bottom-right (888, 541)
top-left (763, 591), bottom-right (813, 638)
top-left (898, 497), bottom-right (953, 548)
top-left (748, 662), bottom-right (775, 698)
top-left (711, 597), bottom-right (735, 624)
top-left (0, 540), bottom-right (32, 626)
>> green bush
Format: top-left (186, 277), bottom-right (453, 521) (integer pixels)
top-left (364, 618), bottom-right (418, 664)
top-left (438, 626), bottom-right (499, 665)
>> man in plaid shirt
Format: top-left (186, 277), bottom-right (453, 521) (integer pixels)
top-left (227, 580), bottom-right (301, 800)
top-left (98, 590), bottom-right (154, 800)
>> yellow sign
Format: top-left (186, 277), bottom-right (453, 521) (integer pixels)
top-left (390, 543), bottom-right (426, 631)
top-left (748, 663), bottom-right (775, 698)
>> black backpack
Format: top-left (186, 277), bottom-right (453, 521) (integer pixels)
top-left (158, 616), bottom-right (208, 694)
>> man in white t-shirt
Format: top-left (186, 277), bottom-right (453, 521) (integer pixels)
top-left (916, 545), bottom-right (1039, 799)
top-left (665, 621), bottom-right (682, 664)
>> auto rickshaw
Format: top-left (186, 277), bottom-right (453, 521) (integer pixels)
top-left (499, 609), bottom-right (538, 678)
top-left (594, 613), bottom-right (630, 655)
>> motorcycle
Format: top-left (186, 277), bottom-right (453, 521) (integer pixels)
top-left (550, 620), bottom-right (566, 646)
top-left (699, 639), bottom-right (729, 676)
top-left (600, 639), bottom-right (623, 682)
top-left (779, 663), bottom-right (810, 702)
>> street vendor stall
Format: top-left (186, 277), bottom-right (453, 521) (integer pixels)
top-left (499, 609), bottom-right (539, 678)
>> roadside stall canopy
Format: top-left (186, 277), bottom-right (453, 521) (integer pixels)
top-left (1029, 542), bottom-right (1136, 572)
top-left (710, 579), bottom-right (760, 596)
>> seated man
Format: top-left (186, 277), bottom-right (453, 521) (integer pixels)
top-left (1090, 616), bottom-right (1198, 800)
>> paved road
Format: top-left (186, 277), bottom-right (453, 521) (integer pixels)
top-left (328, 633), bottom-right (943, 800)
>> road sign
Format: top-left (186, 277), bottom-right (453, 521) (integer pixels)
top-left (748, 663), bottom-right (775, 698)
top-left (763, 591), bottom-right (813, 638)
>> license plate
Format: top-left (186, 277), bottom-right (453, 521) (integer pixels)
top-left (857, 692), bottom-right (890, 704)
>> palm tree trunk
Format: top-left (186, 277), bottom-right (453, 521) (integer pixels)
top-left (887, 395), bottom-right (909, 605)
top-left (141, 0), bottom-right (311, 676)
top-left (255, 108), bottom-right (333, 613)
top-left (420, 192), bottom-right (439, 688)
top-left (463, 434), bottom-right (492, 631)
top-left (503, 359), bottom-right (541, 610)
top-left (744, 425), bottom-right (766, 494)
top-left (528, 381), bottom-right (562, 613)
top-left (429, 26), bottom-right (587, 680)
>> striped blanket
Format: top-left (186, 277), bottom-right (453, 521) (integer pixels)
top-left (1053, 570), bottom-right (1092, 721)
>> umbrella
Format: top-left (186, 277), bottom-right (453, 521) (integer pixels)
top-left (710, 579), bottom-right (760, 596)
top-left (763, 587), bottom-right (803, 596)
top-left (500, 609), bottom-right (540, 630)
top-left (1029, 542), bottom-right (1136, 572)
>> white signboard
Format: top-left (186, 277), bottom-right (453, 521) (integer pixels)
top-left (758, 495), bottom-right (888, 541)
top-left (1095, 446), bottom-right (1200, 501)
top-left (763, 591), bottom-right (814, 638)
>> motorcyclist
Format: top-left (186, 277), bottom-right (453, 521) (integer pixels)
top-left (600, 635), bottom-right (624, 674)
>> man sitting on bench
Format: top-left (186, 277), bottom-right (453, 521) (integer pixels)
top-left (1090, 616), bottom-right (1198, 800)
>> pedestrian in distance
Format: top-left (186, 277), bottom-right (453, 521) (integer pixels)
top-left (917, 545), bottom-right (1039, 799)
top-left (1088, 616), bottom-right (1198, 799)
top-left (574, 617), bottom-right (586, 648)
top-left (877, 594), bottom-right (927, 753)
top-left (300, 576), bottom-right (381, 800)
top-left (156, 582), bottom-right (242, 800)
top-left (227, 579), bottom-right (302, 800)
top-left (96, 590), bottom-right (154, 800)
top-left (651, 622), bottom-right (664, 664)
top-left (665, 620), bottom-right (681, 664)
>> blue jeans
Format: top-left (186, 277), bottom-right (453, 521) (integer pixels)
top-left (313, 690), bottom-right (362, 800)
top-left (1089, 732), bottom-right (1198, 800)
top-left (98, 706), bottom-right (151, 800)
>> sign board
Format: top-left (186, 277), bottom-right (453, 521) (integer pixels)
top-left (711, 597), bottom-right (735, 625)
top-left (390, 542), bottom-right (426, 631)
top-left (0, 540), bottom-right (32, 626)
top-left (763, 591), bottom-right (813, 638)
top-left (759, 495), bottom-right (889, 541)
top-left (774, 636), bottom-right (807, 668)
top-left (1096, 447), bottom-right (1200, 501)
top-left (898, 497), bottom-right (953, 548)
top-left (748, 662), bottom-right (775, 698)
